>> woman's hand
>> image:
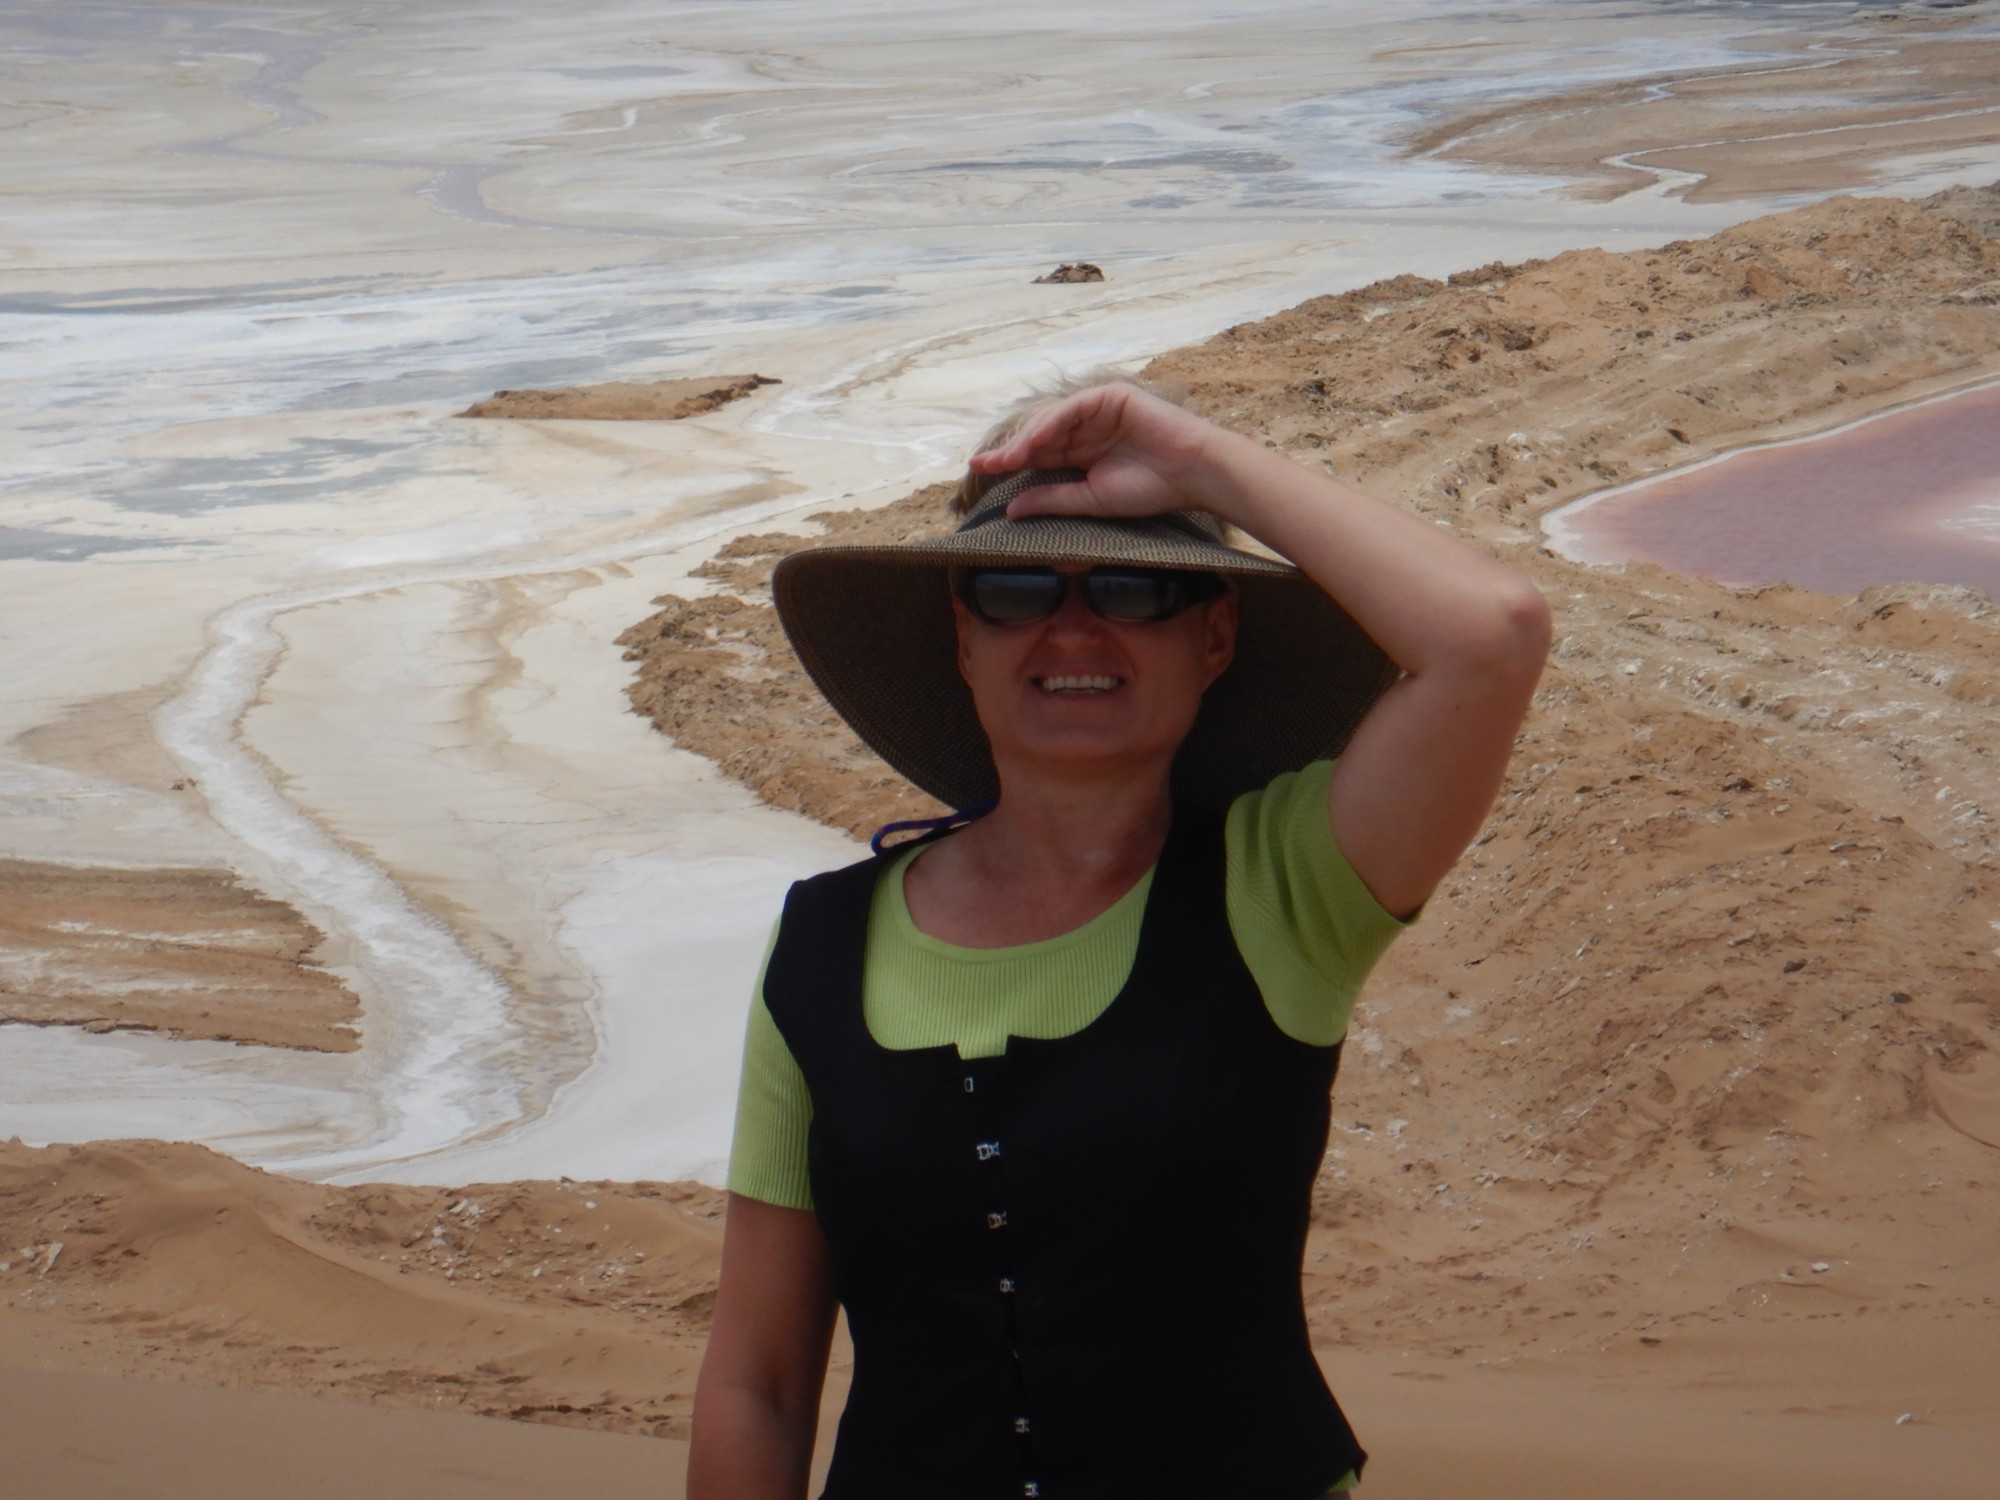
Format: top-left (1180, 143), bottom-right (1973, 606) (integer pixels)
top-left (969, 383), bottom-right (1222, 522)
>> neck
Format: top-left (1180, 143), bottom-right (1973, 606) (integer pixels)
top-left (962, 761), bottom-right (1175, 885)
top-left (899, 760), bottom-right (1177, 948)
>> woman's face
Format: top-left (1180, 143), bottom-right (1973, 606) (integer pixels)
top-left (953, 566), bottom-right (1238, 789)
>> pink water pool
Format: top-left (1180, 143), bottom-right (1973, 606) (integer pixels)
top-left (1546, 382), bottom-right (2000, 600)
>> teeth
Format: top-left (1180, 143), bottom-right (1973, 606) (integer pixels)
top-left (1039, 675), bottom-right (1119, 692)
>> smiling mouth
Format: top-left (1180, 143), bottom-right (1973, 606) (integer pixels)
top-left (1036, 674), bottom-right (1122, 694)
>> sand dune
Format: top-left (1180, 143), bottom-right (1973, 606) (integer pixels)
top-left (0, 1138), bottom-right (721, 1437)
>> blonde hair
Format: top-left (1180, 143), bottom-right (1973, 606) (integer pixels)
top-left (948, 372), bottom-right (1246, 545)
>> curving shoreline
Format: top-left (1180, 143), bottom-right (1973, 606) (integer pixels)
top-left (1542, 373), bottom-right (2000, 591)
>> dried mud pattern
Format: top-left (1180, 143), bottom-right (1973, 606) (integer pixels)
top-left (0, 858), bottom-right (360, 1052)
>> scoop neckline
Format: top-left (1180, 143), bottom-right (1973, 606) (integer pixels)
top-left (886, 843), bottom-right (1156, 962)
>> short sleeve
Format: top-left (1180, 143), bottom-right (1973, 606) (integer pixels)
top-left (725, 923), bottom-right (817, 1210)
top-left (1224, 759), bottom-right (1413, 1046)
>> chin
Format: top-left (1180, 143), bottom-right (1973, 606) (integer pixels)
top-left (992, 724), bottom-right (1193, 784)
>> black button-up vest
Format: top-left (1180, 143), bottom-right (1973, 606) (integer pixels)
top-left (763, 807), bottom-right (1363, 1500)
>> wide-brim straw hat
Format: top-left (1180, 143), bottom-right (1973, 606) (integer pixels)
top-left (772, 469), bottom-right (1400, 811)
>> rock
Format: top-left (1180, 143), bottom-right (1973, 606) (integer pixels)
top-left (1033, 262), bottom-right (1106, 284)
top-left (1919, 181), bottom-right (2000, 240)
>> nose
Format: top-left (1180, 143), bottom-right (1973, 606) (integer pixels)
top-left (1043, 577), bottom-right (1106, 640)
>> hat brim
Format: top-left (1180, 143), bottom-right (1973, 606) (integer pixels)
top-left (772, 503), bottom-right (1399, 811)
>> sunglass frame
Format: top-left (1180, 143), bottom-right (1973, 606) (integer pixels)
top-left (955, 565), bottom-right (1228, 625)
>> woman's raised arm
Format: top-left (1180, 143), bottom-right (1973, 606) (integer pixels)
top-left (688, 1193), bottom-right (839, 1500)
top-left (975, 382), bottom-right (1552, 920)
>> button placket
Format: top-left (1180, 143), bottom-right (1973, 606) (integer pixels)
top-left (961, 1060), bottom-right (1040, 1491)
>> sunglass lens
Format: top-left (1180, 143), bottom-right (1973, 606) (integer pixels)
top-left (967, 569), bottom-right (1064, 622)
top-left (1083, 569), bottom-right (1182, 621)
top-left (962, 567), bottom-right (1222, 623)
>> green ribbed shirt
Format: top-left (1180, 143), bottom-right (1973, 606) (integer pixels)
top-left (728, 760), bottom-right (1409, 1211)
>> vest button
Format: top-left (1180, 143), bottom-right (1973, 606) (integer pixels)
top-left (975, 1140), bottom-right (1002, 1161)
top-left (998, 1276), bottom-right (1016, 1294)
top-left (1013, 1415), bottom-right (1031, 1434)
top-left (1024, 1484), bottom-right (1041, 1498)
top-left (987, 1211), bottom-right (1008, 1229)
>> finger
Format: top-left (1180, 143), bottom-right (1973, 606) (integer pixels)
top-left (970, 387), bottom-right (1123, 473)
top-left (1003, 479), bottom-right (1105, 518)
top-left (971, 417), bottom-right (1085, 474)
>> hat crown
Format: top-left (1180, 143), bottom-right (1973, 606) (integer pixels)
top-left (957, 469), bottom-right (1228, 552)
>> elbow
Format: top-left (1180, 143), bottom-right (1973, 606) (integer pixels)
top-left (1466, 579), bottom-right (1553, 695)
top-left (1506, 579), bottom-right (1554, 664)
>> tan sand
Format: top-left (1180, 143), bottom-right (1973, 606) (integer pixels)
top-left (620, 187), bottom-right (2000, 839)
top-left (7, 1121), bottom-right (1997, 1497)
top-left (0, 1139), bottom-right (721, 1437)
top-left (1, 1362), bottom-right (689, 1500)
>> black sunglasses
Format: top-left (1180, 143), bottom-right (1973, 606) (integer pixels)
top-left (956, 566), bottom-right (1227, 625)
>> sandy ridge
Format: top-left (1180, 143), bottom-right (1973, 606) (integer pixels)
top-left (0, 1139), bottom-right (722, 1438)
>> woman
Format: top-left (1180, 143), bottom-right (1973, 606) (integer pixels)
top-left (690, 381), bottom-right (1551, 1499)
